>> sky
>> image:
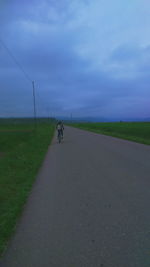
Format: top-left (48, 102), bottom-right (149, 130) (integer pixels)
top-left (0, 0), bottom-right (150, 119)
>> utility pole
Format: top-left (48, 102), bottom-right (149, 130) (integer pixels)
top-left (32, 81), bottom-right (37, 130)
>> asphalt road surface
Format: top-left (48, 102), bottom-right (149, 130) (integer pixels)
top-left (0, 126), bottom-right (150, 267)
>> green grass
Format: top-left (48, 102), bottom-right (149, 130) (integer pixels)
top-left (71, 122), bottom-right (150, 145)
top-left (0, 123), bottom-right (55, 256)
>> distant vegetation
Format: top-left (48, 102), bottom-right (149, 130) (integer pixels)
top-left (71, 122), bottom-right (150, 145)
top-left (0, 117), bottom-right (56, 125)
top-left (0, 119), bottom-right (55, 256)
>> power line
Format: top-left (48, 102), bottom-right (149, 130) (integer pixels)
top-left (0, 38), bottom-right (39, 127)
top-left (0, 38), bottom-right (53, 121)
top-left (0, 38), bottom-right (32, 83)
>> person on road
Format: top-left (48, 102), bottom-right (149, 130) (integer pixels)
top-left (56, 121), bottom-right (64, 139)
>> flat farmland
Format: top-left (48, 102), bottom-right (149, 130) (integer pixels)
top-left (0, 123), bottom-right (55, 256)
top-left (71, 122), bottom-right (150, 145)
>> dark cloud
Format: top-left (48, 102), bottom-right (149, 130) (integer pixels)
top-left (110, 43), bottom-right (150, 71)
top-left (0, 0), bottom-right (150, 118)
top-left (110, 44), bottom-right (141, 62)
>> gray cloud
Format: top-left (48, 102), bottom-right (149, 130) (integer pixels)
top-left (0, 0), bottom-right (150, 118)
top-left (110, 44), bottom-right (141, 63)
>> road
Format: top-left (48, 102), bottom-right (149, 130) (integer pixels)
top-left (0, 126), bottom-right (150, 267)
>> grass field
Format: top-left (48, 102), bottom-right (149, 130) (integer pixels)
top-left (71, 122), bottom-right (150, 145)
top-left (0, 122), bottom-right (55, 256)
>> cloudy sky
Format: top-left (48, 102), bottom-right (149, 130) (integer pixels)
top-left (0, 0), bottom-right (150, 119)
